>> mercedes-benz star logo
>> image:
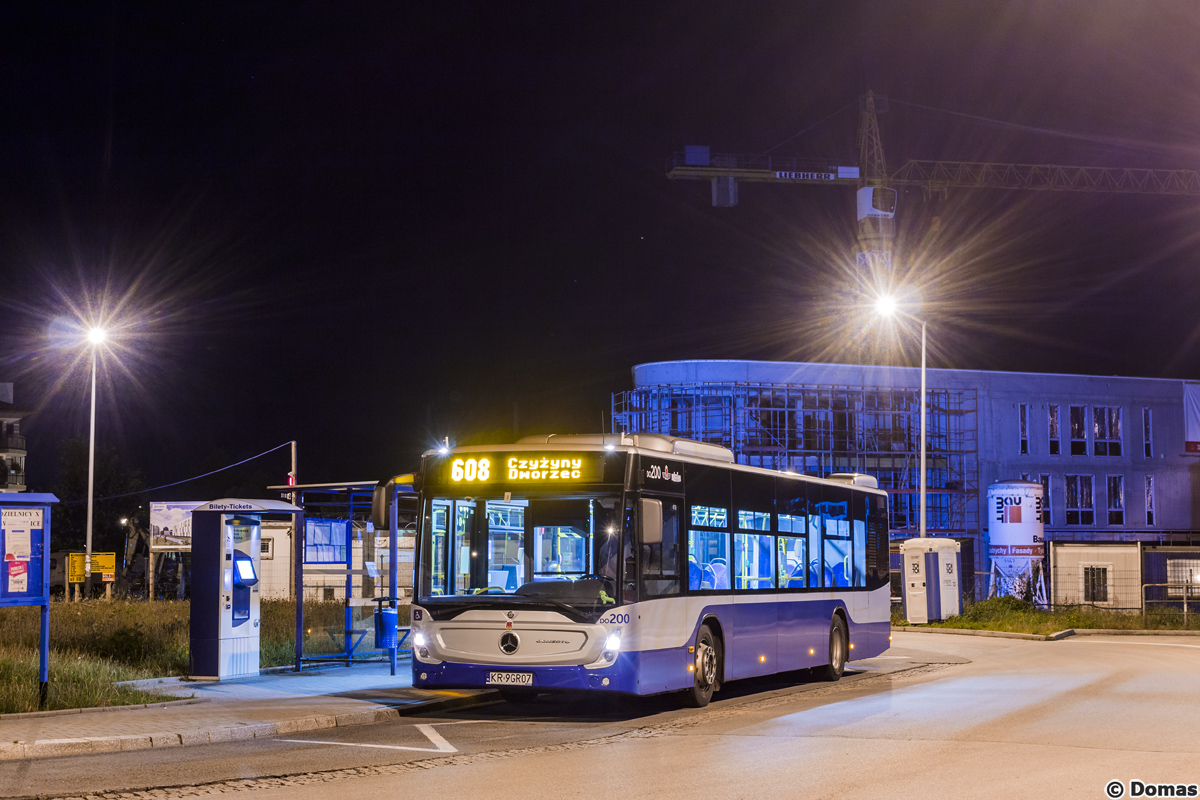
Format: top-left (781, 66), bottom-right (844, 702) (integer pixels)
top-left (499, 632), bottom-right (520, 654)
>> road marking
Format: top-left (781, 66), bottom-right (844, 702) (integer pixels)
top-left (870, 656), bottom-right (912, 659)
top-left (1068, 640), bottom-right (1200, 649)
top-left (279, 723), bottom-right (457, 753)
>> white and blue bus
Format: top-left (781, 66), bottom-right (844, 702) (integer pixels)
top-left (407, 433), bottom-right (891, 706)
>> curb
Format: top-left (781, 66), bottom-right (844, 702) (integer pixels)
top-left (892, 626), bottom-right (1055, 641)
top-left (892, 626), bottom-right (1200, 641)
top-left (0, 690), bottom-right (496, 761)
top-left (1062, 628), bottom-right (1200, 637)
top-left (0, 697), bottom-right (210, 721)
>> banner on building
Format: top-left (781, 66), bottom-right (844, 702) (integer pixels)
top-left (149, 502), bottom-right (203, 551)
top-left (1186, 383), bottom-right (1200, 454)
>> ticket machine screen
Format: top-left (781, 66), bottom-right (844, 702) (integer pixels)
top-left (235, 556), bottom-right (257, 583)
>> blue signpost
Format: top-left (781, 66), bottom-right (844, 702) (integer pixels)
top-left (0, 493), bottom-right (58, 709)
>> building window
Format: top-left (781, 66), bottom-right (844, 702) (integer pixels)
top-left (1070, 406), bottom-right (1087, 455)
top-left (1107, 475), bottom-right (1124, 525)
top-left (1040, 474), bottom-right (1052, 525)
top-left (1065, 474), bottom-right (1094, 525)
top-left (1083, 565), bottom-right (1108, 603)
top-left (1166, 559), bottom-right (1200, 599)
top-left (1048, 404), bottom-right (1061, 455)
top-left (1019, 403), bottom-right (1028, 455)
top-left (1093, 406), bottom-right (1122, 456)
top-left (1143, 408), bottom-right (1153, 458)
top-left (1146, 475), bottom-right (1155, 526)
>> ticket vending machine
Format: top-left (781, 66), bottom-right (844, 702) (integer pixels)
top-left (900, 537), bottom-right (962, 624)
top-left (190, 499), bottom-right (301, 680)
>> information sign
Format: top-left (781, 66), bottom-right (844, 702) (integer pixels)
top-left (68, 553), bottom-right (86, 584)
top-left (67, 553), bottom-right (116, 583)
top-left (0, 494), bottom-right (57, 709)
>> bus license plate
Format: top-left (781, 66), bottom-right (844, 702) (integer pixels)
top-left (486, 671), bottom-right (533, 686)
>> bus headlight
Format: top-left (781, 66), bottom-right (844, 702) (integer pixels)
top-left (413, 632), bottom-right (426, 647)
top-left (605, 633), bottom-right (621, 651)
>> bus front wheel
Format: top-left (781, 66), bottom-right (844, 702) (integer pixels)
top-left (815, 615), bottom-right (848, 682)
top-left (684, 624), bottom-right (720, 708)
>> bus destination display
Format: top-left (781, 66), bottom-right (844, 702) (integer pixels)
top-left (444, 453), bottom-right (604, 485)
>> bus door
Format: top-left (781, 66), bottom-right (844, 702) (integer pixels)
top-left (637, 494), bottom-right (682, 599)
top-left (483, 500), bottom-right (526, 592)
top-left (452, 500), bottom-right (476, 594)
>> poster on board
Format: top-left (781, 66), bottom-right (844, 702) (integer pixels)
top-left (149, 502), bottom-right (203, 551)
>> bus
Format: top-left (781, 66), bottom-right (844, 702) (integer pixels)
top-left (405, 432), bottom-right (891, 707)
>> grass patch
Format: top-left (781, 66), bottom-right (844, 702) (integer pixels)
top-left (0, 598), bottom-right (397, 712)
top-left (0, 644), bottom-right (169, 714)
top-left (892, 596), bottom-right (1200, 635)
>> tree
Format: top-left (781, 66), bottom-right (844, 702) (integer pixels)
top-left (52, 438), bottom-right (147, 554)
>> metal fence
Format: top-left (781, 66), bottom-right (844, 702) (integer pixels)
top-left (1049, 561), bottom-right (1144, 613)
top-left (1142, 583), bottom-right (1200, 626)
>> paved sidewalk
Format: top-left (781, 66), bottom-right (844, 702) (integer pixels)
top-left (0, 661), bottom-right (493, 761)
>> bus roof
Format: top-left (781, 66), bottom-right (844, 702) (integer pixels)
top-left (424, 433), bottom-right (885, 495)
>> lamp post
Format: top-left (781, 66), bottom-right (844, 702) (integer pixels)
top-left (84, 327), bottom-right (106, 596)
top-left (875, 297), bottom-right (927, 538)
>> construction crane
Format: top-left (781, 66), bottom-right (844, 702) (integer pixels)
top-left (668, 90), bottom-right (1200, 275)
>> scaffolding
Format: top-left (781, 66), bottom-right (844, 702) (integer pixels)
top-left (613, 381), bottom-right (979, 537)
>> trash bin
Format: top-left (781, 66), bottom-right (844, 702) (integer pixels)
top-left (374, 605), bottom-right (398, 650)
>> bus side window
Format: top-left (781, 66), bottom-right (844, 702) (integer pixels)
top-left (853, 496), bottom-right (868, 587)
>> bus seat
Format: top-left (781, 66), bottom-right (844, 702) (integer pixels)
top-left (689, 559), bottom-right (702, 590)
top-left (786, 562), bottom-right (806, 589)
top-left (709, 562), bottom-right (729, 590)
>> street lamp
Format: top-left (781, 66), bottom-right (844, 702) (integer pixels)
top-left (874, 297), bottom-right (927, 538)
top-left (84, 327), bottom-right (107, 594)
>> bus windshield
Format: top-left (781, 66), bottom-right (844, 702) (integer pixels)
top-left (418, 494), bottom-right (623, 612)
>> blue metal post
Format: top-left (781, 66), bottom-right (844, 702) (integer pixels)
top-left (389, 484), bottom-right (398, 676)
top-left (345, 496), bottom-right (354, 666)
top-left (39, 504), bottom-right (50, 709)
top-left (294, 509), bottom-right (305, 672)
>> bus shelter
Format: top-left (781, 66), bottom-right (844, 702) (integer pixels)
top-left (266, 477), bottom-right (417, 674)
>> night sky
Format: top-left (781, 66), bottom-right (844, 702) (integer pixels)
top-left (2, 2), bottom-right (1199, 501)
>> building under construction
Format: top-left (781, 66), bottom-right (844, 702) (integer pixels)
top-left (613, 360), bottom-right (979, 539)
top-left (613, 359), bottom-right (1200, 599)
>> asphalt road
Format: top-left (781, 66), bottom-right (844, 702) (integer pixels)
top-left (4, 632), bottom-right (1199, 800)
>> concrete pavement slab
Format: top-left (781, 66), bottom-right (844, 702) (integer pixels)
top-left (0, 660), bottom-right (494, 762)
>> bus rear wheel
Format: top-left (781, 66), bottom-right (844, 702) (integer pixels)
top-left (815, 615), bottom-right (848, 682)
top-left (683, 624), bottom-right (720, 708)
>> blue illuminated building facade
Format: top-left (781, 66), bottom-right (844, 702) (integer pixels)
top-left (613, 360), bottom-right (1200, 598)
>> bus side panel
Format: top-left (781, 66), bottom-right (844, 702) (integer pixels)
top-left (631, 646), bottom-right (692, 694)
top-left (778, 596), bottom-right (818, 670)
top-left (628, 596), bottom-right (694, 694)
top-left (846, 586), bottom-right (891, 659)
top-left (730, 594), bottom-right (777, 681)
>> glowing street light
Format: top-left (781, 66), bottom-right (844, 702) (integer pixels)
top-left (875, 295), bottom-right (928, 538)
top-left (84, 326), bottom-right (108, 592)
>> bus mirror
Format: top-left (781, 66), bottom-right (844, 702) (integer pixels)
top-left (640, 498), bottom-right (663, 545)
top-left (371, 482), bottom-right (390, 530)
